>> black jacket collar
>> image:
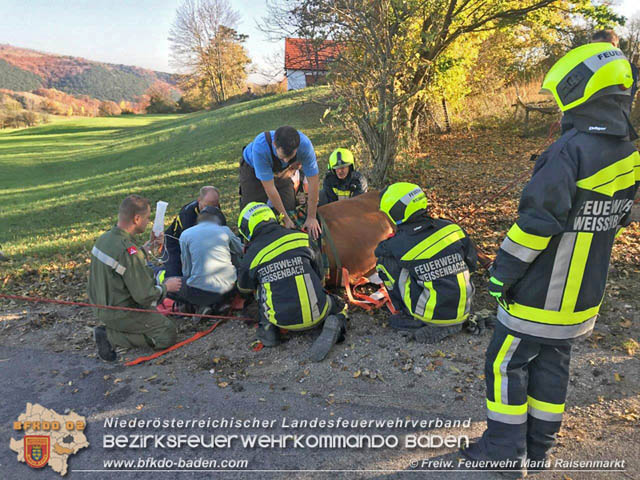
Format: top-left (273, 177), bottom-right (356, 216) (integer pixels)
top-left (561, 95), bottom-right (637, 141)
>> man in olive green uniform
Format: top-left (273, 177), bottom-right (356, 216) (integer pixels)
top-left (88, 195), bottom-right (182, 361)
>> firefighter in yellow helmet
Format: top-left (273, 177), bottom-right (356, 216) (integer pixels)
top-left (375, 182), bottom-right (478, 343)
top-left (461, 43), bottom-right (639, 476)
top-left (319, 148), bottom-right (368, 205)
top-left (236, 202), bottom-right (347, 362)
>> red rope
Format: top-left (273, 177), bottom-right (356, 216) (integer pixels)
top-left (341, 267), bottom-right (391, 312)
top-left (0, 293), bottom-right (253, 322)
top-left (124, 320), bottom-right (224, 366)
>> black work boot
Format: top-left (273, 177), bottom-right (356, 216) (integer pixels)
top-left (257, 322), bottom-right (281, 347)
top-left (388, 312), bottom-right (425, 331)
top-left (93, 326), bottom-right (117, 362)
top-left (460, 441), bottom-right (526, 479)
top-left (336, 313), bottom-right (348, 344)
top-left (414, 323), bottom-right (462, 344)
top-left (309, 315), bottom-right (343, 362)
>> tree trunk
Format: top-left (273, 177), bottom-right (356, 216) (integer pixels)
top-left (441, 97), bottom-right (451, 133)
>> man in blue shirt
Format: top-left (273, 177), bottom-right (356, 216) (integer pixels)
top-left (239, 126), bottom-right (322, 239)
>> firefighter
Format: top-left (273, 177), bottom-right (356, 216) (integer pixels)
top-left (320, 148), bottom-right (368, 204)
top-left (236, 202), bottom-right (346, 362)
top-left (88, 195), bottom-right (182, 361)
top-left (163, 186), bottom-right (226, 278)
top-left (461, 43), bottom-right (639, 476)
top-left (375, 182), bottom-right (477, 343)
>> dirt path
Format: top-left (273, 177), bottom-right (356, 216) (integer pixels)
top-left (1, 283), bottom-right (638, 479)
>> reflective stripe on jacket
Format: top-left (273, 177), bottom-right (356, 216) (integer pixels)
top-left (375, 217), bottom-right (477, 325)
top-left (493, 127), bottom-right (639, 342)
top-left (322, 171), bottom-right (368, 203)
top-left (237, 223), bottom-right (328, 330)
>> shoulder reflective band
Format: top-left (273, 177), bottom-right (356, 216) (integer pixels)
top-left (576, 151), bottom-right (640, 197)
top-left (401, 224), bottom-right (464, 261)
top-left (506, 223), bottom-right (551, 251)
top-left (92, 246), bottom-right (127, 275)
top-left (250, 232), bottom-right (309, 269)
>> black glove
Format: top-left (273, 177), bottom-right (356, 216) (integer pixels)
top-left (488, 276), bottom-right (512, 310)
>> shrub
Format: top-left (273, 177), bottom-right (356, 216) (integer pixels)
top-left (98, 100), bottom-right (122, 116)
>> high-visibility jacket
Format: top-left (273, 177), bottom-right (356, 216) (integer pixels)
top-left (493, 114), bottom-right (639, 343)
top-left (237, 222), bottom-right (329, 330)
top-left (375, 216), bottom-right (477, 325)
top-left (322, 170), bottom-right (368, 202)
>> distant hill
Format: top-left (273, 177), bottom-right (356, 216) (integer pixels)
top-left (0, 45), bottom-right (180, 102)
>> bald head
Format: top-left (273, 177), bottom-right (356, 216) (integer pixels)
top-left (198, 186), bottom-right (220, 210)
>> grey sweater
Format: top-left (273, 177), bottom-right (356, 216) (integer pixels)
top-left (179, 222), bottom-right (243, 294)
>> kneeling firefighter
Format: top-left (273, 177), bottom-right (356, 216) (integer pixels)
top-left (461, 43), bottom-right (639, 477)
top-left (236, 202), bottom-right (347, 361)
top-left (320, 148), bottom-right (368, 204)
top-left (375, 182), bottom-right (478, 343)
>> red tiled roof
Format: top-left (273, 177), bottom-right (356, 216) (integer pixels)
top-left (284, 38), bottom-right (339, 71)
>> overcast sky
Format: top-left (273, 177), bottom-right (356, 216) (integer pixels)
top-left (0, 0), bottom-right (638, 83)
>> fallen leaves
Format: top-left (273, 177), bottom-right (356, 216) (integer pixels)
top-left (621, 338), bottom-right (639, 356)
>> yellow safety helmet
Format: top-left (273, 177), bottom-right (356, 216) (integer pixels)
top-left (237, 202), bottom-right (276, 241)
top-left (380, 182), bottom-right (428, 225)
top-left (541, 42), bottom-right (633, 112)
top-left (328, 148), bottom-right (355, 170)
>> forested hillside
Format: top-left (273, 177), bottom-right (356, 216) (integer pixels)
top-left (0, 44), bottom-right (178, 102)
top-left (0, 58), bottom-right (43, 91)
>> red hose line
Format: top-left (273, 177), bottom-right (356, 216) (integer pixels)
top-left (0, 293), bottom-right (253, 322)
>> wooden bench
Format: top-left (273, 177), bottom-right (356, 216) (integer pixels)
top-left (512, 94), bottom-right (558, 134)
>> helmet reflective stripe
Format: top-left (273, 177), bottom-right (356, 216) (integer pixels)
top-left (542, 43), bottom-right (633, 112)
top-left (400, 187), bottom-right (424, 205)
top-left (380, 182), bottom-right (428, 225)
top-left (328, 148), bottom-right (354, 170)
top-left (237, 202), bottom-right (276, 240)
top-left (583, 48), bottom-right (626, 72)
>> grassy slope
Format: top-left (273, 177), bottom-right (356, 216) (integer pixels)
top-left (0, 87), bottom-right (345, 259)
top-left (1, 86), bottom-right (638, 309)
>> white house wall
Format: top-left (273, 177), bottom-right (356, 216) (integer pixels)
top-left (286, 70), bottom-right (307, 90)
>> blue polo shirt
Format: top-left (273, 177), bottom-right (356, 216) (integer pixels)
top-left (242, 130), bottom-right (318, 181)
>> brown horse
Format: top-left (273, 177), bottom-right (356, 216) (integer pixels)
top-left (318, 191), bottom-right (393, 285)
top-left (316, 190), bottom-right (493, 286)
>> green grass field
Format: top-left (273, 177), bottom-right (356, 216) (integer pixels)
top-left (0, 87), bottom-right (347, 263)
